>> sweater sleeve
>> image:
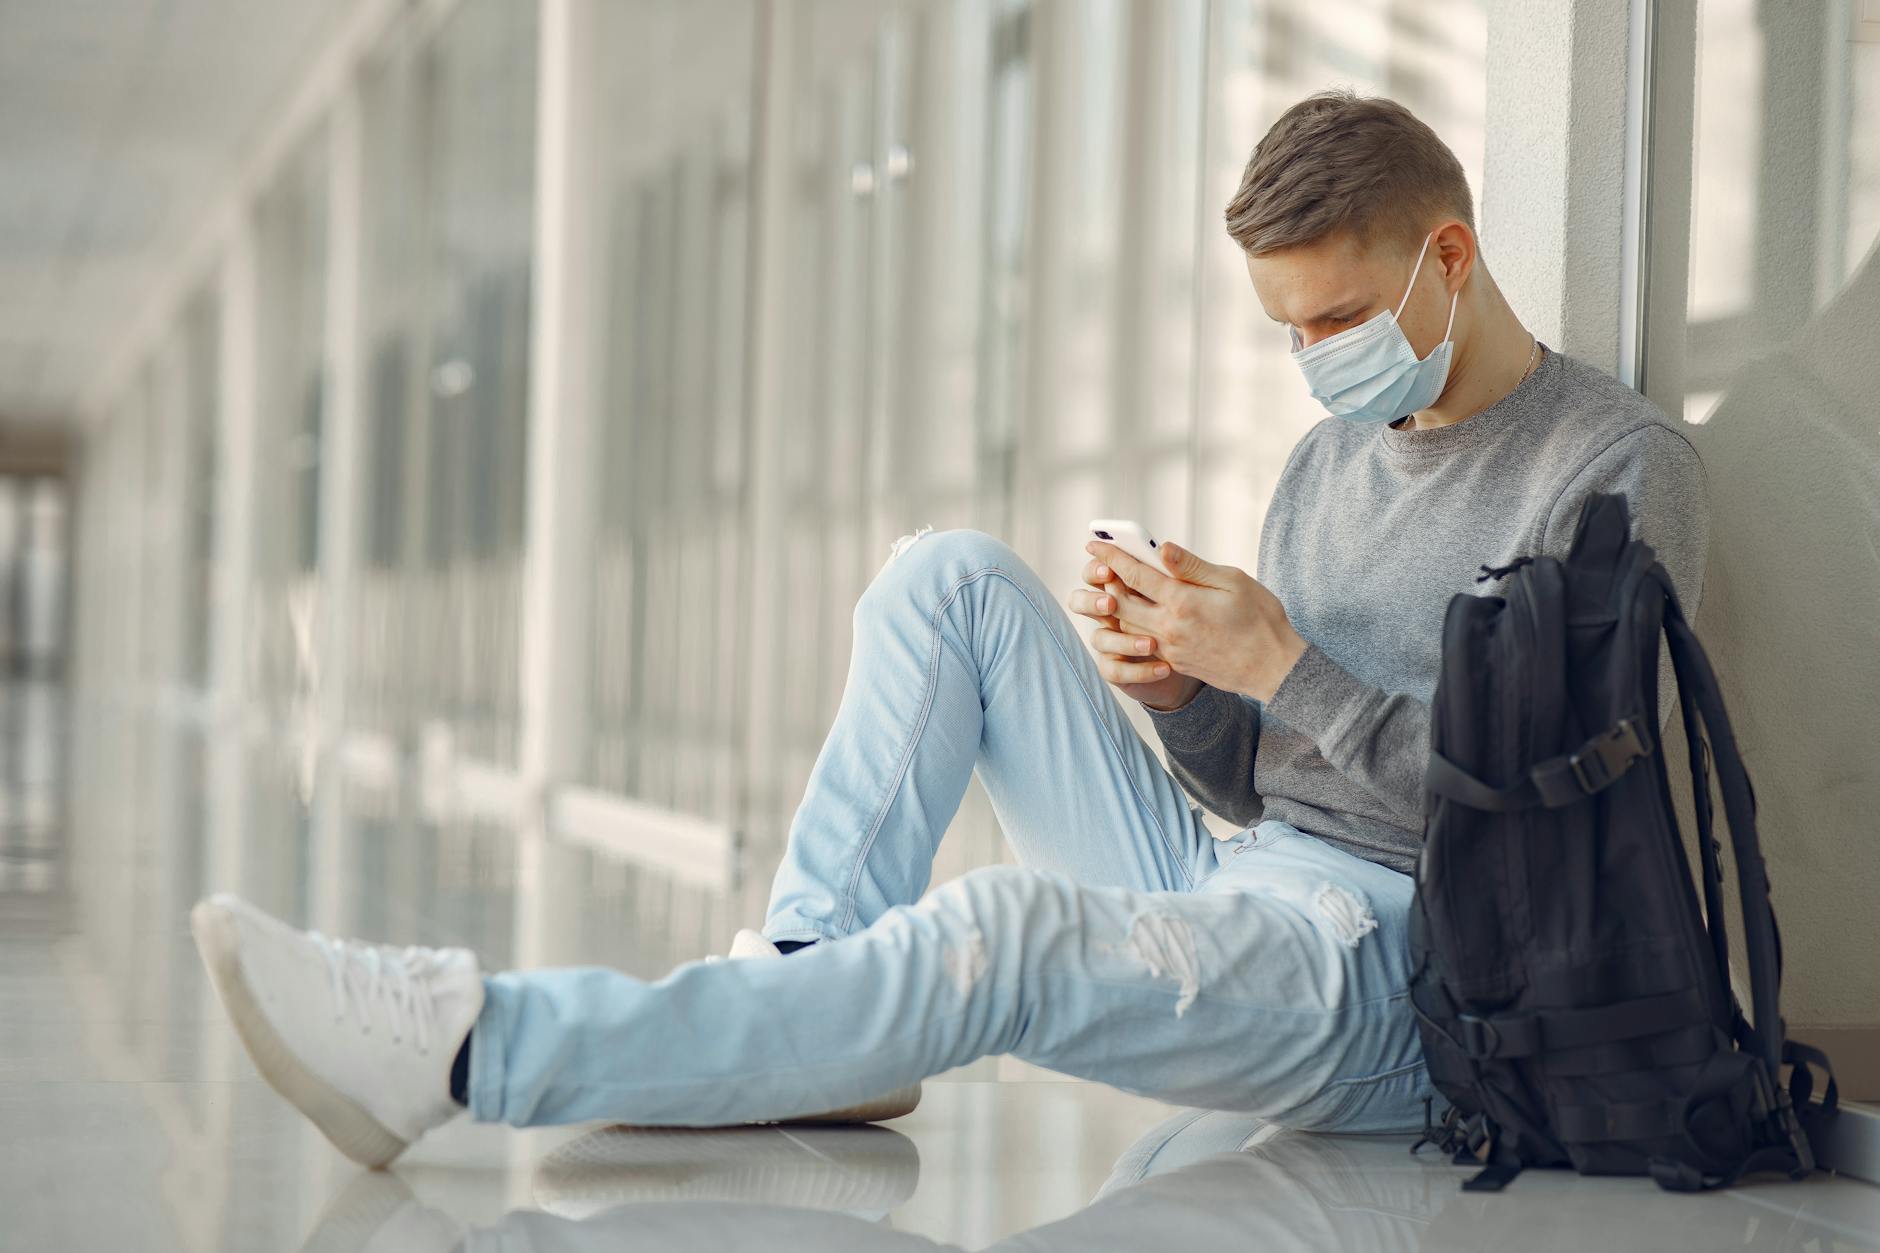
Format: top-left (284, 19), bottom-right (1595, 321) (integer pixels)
top-left (1257, 423), bottom-right (1711, 822)
top-left (1141, 683), bottom-right (1265, 827)
top-left (1261, 643), bottom-right (1431, 824)
top-left (1542, 422), bottom-right (1711, 733)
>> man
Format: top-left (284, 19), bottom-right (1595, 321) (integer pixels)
top-left (190, 90), bottom-right (1708, 1168)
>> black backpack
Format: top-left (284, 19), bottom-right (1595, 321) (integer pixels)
top-left (1406, 490), bottom-right (1838, 1192)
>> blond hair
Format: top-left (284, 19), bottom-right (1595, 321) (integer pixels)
top-left (1225, 89), bottom-right (1474, 256)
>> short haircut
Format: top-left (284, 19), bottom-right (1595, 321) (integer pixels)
top-left (1224, 89), bottom-right (1475, 257)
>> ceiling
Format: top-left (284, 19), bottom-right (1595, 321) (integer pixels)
top-left (0, 0), bottom-right (352, 422)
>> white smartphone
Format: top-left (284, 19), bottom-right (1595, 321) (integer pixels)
top-left (1088, 518), bottom-right (1173, 578)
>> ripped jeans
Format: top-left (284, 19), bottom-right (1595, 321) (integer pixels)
top-left (466, 529), bottom-right (1441, 1133)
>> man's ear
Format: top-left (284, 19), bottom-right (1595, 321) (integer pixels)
top-left (1432, 220), bottom-right (1477, 295)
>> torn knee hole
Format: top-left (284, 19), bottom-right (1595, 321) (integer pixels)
top-left (942, 922), bottom-right (988, 996)
top-left (1312, 882), bottom-right (1379, 948)
top-left (885, 524), bottom-right (934, 564)
top-left (1111, 911), bottom-right (1201, 1018)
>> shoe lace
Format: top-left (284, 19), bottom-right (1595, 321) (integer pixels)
top-left (309, 932), bottom-right (445, 1053)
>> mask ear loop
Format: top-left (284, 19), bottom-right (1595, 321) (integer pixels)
top-left (1436, 284), bottom-right (1459, 346)
top-left (1398, 231), bottom-right (1460, 354)
top-left (1396, 231), bottom-right (1436, 316)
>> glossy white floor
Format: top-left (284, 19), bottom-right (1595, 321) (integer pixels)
top-left (5, 687), bottom-right (1877, 1251)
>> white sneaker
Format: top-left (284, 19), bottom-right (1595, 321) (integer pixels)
top-left (727, 927), bottom-right (791, 960)
top-left (190, 892), bottom-right (485, 1167)
top-left (700, 928), bottom-right (922, 1125)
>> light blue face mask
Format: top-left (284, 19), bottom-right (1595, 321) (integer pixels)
top-left (1288, 231), bottom-right (1459, 425)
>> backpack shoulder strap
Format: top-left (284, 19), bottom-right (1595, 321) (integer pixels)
top-left (1669, 603), bottom-right (1736, 1013)
top-left (1565, 490), bottom-right (1634, 569)
top-left (1653, 566), bottom-right (1783, 1078)
top-left (1653, 564), bottom-right (1829, 1177)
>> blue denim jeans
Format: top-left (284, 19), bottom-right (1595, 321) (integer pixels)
top-left (468, 528), bottom-right (1440, 1133)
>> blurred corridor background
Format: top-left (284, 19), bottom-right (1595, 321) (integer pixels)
top-left (17, 0), bottom-right (1500, 974)
top-left (3, 0), bottom-right (1879, 1245)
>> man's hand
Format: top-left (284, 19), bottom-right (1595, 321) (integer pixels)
top-left (1082, 538), bottom-right (1308, 703)
top-left (1069, 556), bottom-right (1202, 710)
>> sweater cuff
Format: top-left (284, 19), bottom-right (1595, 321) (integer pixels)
top-left (1261, 640), bottom-right (1368, 749)
top-left (1141, 682), bottom-right (1244, 752)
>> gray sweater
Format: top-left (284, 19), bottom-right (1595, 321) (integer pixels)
top-left (1144, 346), bottom-right (1710, 875)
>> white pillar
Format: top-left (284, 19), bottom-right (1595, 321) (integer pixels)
top-left (735, 0), bottom-right (798, 882)
top-left (518, 0), bottom-right (601, 799)
top-left (513, 0), bottom-right (605, 976)
top-left (209, 237), bottom-right (258, 713)
top-left (309, 79), bottom-right (367, 933)
top-left (145, 332), bottom-right (191, 694)
top-left (206, 221), bottom-right (260, 898)
top-left (1481, 0), bottom-right (1634, 374)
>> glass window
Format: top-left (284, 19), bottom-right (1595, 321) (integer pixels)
top-left (22, 478), bottom-right (68, 678)
top-left (1640, 0), bottom-right (1879, 1022)
top-left (585, 2), bottom-right (758, 826)
top-left (351, 0), bottom-right (537, 763)
top-left (352, 26), bottom-right (432, 743)
top-left (1646, 0), bottom-right (1879, 417)
top-left (419, 0), bottom-right (536, 766)
top-left (755, 5), bottom-right (896, 868)
top-left (180, 285), bottom-right (220, 691)
top-left (251, 125), bottom-right (331, 720)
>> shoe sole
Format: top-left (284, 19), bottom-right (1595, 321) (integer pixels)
top-left (634, 1083), bottom-right (922, 1129)
top-left (769, 1084), bottom-right (922, 1124)
top-left (609, 1084), bottom-right (922, 1132)
top-left (191, 900), bottom-right (409, 1169)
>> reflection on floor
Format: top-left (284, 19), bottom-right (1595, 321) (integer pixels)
top-left (4, 698), bottom-right (1878, 1250)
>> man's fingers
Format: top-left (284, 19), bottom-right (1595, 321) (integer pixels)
top-left (1097, 653), bottom-right (1171, 685)
top-left (1091, 626), bottom-right (1158, 656)
top-left (1068, 587), bottom-right (1118, 619)
top-left (1087, 540), bottom-right (1173, 603)
top-left (1082, 557), bottom-right (1151, 620)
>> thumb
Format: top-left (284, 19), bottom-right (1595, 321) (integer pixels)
top-left (1159, 540), bottom-right (1215, 583)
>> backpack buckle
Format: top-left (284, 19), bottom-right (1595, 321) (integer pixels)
top-left (1569, 716), bottom-right (1652, 793)
top-left (1456, 1013), bottom-right (1502, 1059)
top-left (1771, 1082), bottom-right (1816, 1177)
